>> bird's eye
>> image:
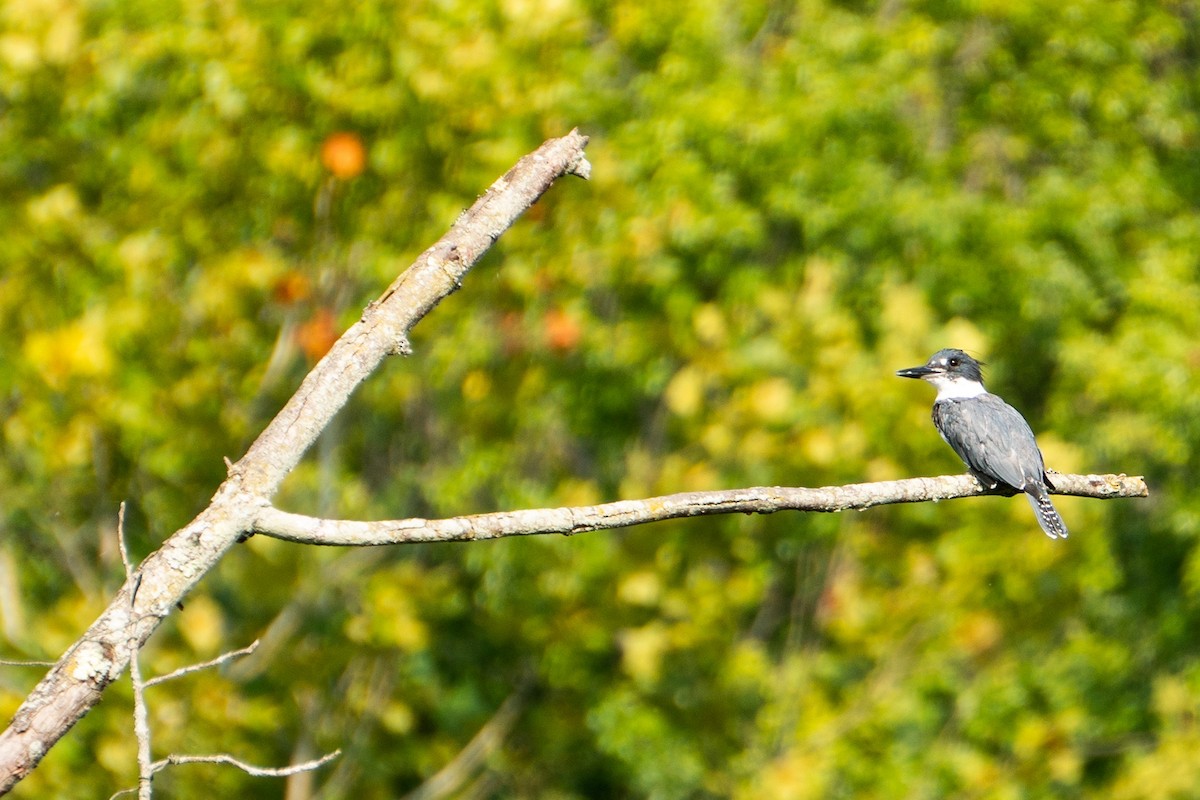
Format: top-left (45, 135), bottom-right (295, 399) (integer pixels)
top-left (948, 357), bottom-right (960, 367)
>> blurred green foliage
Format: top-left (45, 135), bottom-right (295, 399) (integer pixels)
top-left (0, 0), bottom-right (1194, 796)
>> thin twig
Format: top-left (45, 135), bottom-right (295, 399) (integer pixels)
top-left (143, 641), bottom-right (260, 689)
top-left (252, 472), bottom-right (1148, 546)
top-left (118, 632), bottom-right (321, 798)
top-left (117, 502), bottom-right (154, 800)
top-left (148, 749), bottom-right (341, 778)
top-left (130, 651), bottom-right (152, 800)
top-left (116, 502), bottom-right (135, 581)
top-left (107, 748), bottom-right (339, 797)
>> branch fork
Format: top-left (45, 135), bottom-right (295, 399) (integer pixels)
top-left (0, 130), bottom-right (592, 793)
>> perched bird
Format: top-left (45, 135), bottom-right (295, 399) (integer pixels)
top-left (896, 348), bottom-right (1068, 539)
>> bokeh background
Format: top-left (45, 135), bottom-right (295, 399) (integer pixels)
top-left (0, 0), bottom-right (1195, 796)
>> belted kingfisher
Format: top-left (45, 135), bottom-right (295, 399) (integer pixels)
top-left (896, 348), bottom-right (1068, 539)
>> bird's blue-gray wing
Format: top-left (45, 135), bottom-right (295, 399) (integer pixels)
top-left (932, 395), bottom-right (1045, 490)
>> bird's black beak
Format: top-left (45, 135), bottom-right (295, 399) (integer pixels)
top-left (896, 365), bottom-right (935, 379)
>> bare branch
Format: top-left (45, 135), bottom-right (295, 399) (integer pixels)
top-left (0, 130), bottom-right (591, 794)
top-left (252, 473), bottom-right (1148, 546)
top-left (116, 502), bottom-right (135, 583)
top-left (149, 749), bottom-right (341, 779)
top-left (116, 497), bottom-right (338, 800)
top-left (121, 494), bottom-right (270, 798)
top-left (129, 628), bottom-right (152, 800)
top-left (115, 502), bottom-right (155, 800)
top-left (143, 641), bottom-right (260, 689)
top-left (120, 637), bottom-right (297, 798)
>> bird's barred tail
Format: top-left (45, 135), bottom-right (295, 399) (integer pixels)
top-left (1025, 486), bottom-right (1068, 540)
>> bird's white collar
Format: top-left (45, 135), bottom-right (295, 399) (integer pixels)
top-left (929, 374), bottom-right (988, 401)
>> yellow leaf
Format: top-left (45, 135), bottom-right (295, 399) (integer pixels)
top-left (617, 571), bottom-right (661, 606)
top-left (23, 311), bottom-right (113, 390)
top-left (619, 623), bottom-right (668, 683)
top-left (665, 365), bottom-right (704, 417)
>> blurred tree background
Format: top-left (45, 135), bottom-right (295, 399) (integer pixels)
top-left (0, 0), bottom-right (1194, 796)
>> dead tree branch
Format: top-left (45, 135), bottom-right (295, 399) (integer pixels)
top-left (152, 750), bottom-right (341, 781)
top-left (105, 751), bottom-right (343, 800)
top-left (0, 130), bottom-right (592, 794)
top-left (142, 641), bottom-right (260, 690)
top-left (249, 473), bottom-right (1147, 546)
top-left (116, 633), bottom-right (327, 800)
top-left (119, 489), bottom-right (331, 799)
